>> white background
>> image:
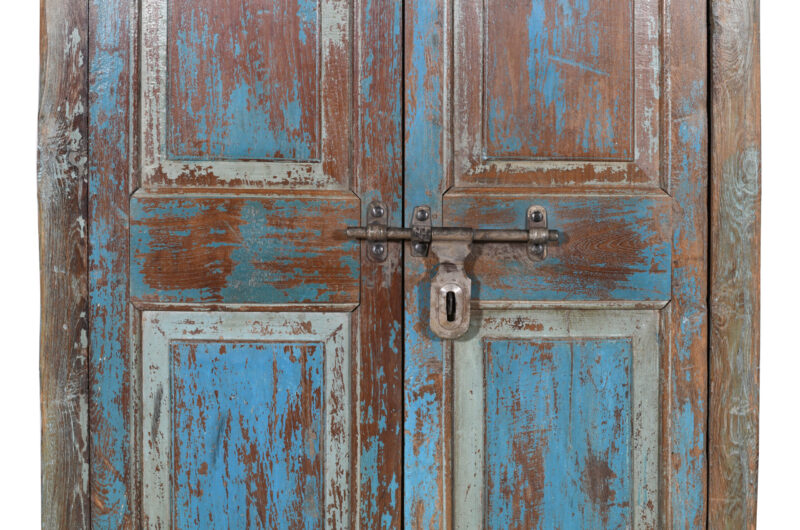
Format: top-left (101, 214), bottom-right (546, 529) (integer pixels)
top-left (0, 1), bottom-right (795, 527)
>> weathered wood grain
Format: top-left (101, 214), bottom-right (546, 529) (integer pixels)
top-left (38, 0), bottom-right (90, 526)
top-left (709, 0), bottom-right (761, 527)
top-left (142, 312), bottom-right (352, 528)
top-left (453, 0), bottom-right (662, 188)
top-left (130, 193), bottom-right (360, 306)
top-left (662, 0), bottom-right (709, 526)
top-left (141, 0), bottom-right (352, 189)
top-left (167, 0), bottom-right (320, 161)
top-left (88, 0), bottom-right (134, 525)
top-left (445, 191), bottom-right (672, 303)
top-left (404, 0), bottom-right (453, 527)
top-left (352, 0), bottom-right (404, 526)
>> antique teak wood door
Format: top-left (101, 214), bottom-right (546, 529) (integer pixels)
top-left (402, 0), bottom-right (707, 528)
top-left (78, 0), bottom-right (708, 528)
top-left (88, 0), bottom-right (403, 527)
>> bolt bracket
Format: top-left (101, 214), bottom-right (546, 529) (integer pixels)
top-left (366, 200), bottom-right (388, 262)
top-left (411, 205), bottom-right (432, 257)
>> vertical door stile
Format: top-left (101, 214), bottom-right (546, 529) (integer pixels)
top-left (404, 0), bottom-right (453, 527)
top-left (88, 0), bottom-right (135, 526)
top-left (662, 0), bottom-right (709, 526)
top-left (353, 0), bottom-right (404, 527)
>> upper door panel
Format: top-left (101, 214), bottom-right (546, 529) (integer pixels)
top-left (142, 0), bottom-right (352, 189)
top-left (454, 0), bottom-right (661, 187)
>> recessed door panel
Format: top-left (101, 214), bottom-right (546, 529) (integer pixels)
top-left (485, 0), bottom-right (634, 160)
top-left (142, 0), bottom-right (352, 188)
top-left (167, 0), bottom-right (321, 161)
top-left (454, 0), bottom-right (661, 187)
top-left (454, 310), bottom-right (659, 529)
top-left (142, 312), bottom-right (351, 528)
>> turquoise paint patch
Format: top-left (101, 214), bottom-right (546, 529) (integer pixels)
top-left (168, 2), bottom-right (318, 160)
top-left (171, 341), bottom-right (323, 528)
top-left (88, 0), bottom-right (132, 524)
top-left (485, 338), bottom-right (632, 528)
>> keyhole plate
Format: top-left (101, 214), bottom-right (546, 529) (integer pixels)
top-left (430, 274), bottom-right (471, 339)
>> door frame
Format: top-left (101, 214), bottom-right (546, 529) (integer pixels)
top-left (37, 0), bottom-right (761, 527)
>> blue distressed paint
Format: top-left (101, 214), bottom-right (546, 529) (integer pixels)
top-left (130, 197), bottom-right (359, 304)
top-left (486, 0), bottom-right (631, 158)
top-left (89, 0), bottom-right (132, 524)
top-left (446, 196), bottom-right (672, 301)
top-left (404, 0), bottom-right (445, 221)
top-left (403, 5), bottom-right (448, 521)
top-left (485, 338), bottom-right (632, 529)
top-left (168, 1), bottom-right (318, 161)
top-left (171, 341), bottom-right (323, 528)
top-left (668, 66), bottom-right (708, 525)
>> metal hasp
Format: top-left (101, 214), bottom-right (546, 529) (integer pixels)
top-left (346, 205), bottom-right (559, 260)
top-left (429, 238), bottom-right (472, 339)
top-left (346, 203), bottom-right (560, 338)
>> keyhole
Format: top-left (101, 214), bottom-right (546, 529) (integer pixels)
top-left (446, 291), bottom-right (457, 322)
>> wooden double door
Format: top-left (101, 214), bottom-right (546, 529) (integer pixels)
top-left (86, 0), bottom-right (708, 527)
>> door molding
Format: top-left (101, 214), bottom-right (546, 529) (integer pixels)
top-left (38, 0), bottom-right (761, 527)
top-left (709, 0), bottom-right (761, 527)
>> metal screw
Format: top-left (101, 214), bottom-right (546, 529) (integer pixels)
top-left (415, 208), bottom-right (430, 221)
top-left (371, 243), bottom-right (386, 256)
top-left (413, 242), bottom-right (428, 254)
top-left (370, 204), bottom-right (385, 218)
top-left (530, 210), bottom-right (543, 223)
top-left (531, 243), bottom-right (544, 254)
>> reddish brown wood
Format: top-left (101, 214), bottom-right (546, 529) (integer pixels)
top-left (709, 0), bottom-right (761, 527)
top-left (445, 191), bottom-right (672, 303)
top-left (129, 193), bottom-right (360, 307)
top-left (38, 0), bottom-right (90, 526)
top-left (352, 0), bottom-right (404, 526)
top-left (167, 0), bottom-right (319, 161)
top-left (485, 0), bottom-right (633, 159)
top-left (661, 0), bottom-right (709, 526)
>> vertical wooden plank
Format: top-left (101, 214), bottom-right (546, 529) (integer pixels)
top-left (38, 0), bottom-right (90, 526)
top-left (404, 0), bottom-right (451, 528)
top-left (709, 0), bottom-right (761, 527)
top-left (88, 0), bottom-right (133, 526)
top-left (663, 0), bottom-right (709, 526)
top-left (353, 0), bottom-right (404, 526)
